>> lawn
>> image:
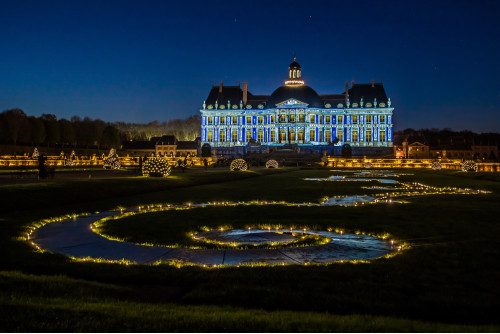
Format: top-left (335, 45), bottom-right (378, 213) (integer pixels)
top-left (1, 167), bottom-right (499, 331)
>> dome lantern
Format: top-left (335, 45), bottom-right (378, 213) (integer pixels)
top-left (285, 57), bottom-right (305, 86)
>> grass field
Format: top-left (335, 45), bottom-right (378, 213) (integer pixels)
top-left (1, 167), bottom-right (499, 331)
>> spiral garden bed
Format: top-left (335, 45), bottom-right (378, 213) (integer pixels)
top-left (27, 170), bottom-right (488, 267)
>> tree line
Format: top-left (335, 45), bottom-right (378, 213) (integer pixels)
top-left (394, 128), bottom-right (500, 147)
top-left (0, 109), bottom-right (201, 149)
top-left (114, 115), bottom-right (200, 141)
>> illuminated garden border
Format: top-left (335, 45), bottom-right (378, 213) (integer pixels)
top-left (24, 200), bottom-right (413, 267)
top-left (24, 178), bottom-right (489, 268)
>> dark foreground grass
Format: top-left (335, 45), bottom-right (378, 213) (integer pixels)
top-left (1, 167), bottom-right (499, 331)
top-left (2, 271), bottom-right (495, 332)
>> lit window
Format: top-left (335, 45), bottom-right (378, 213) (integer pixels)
top-left (232, 116), bottom-right (237, 124)
top-left (352, 115), bottom-right (358, 124)
top-left (220, 117), bottom-right (225, 125)
top-left (220, 130), bottom-right (225, 142)
top-left (325, 131), bottom-right (331, 142)
top-left (290, 114), bottom-right (295, 122)
top-left (379, 130), bottom-right (386, 142)
top-left (279, 130), bottom-right (286, 142)
top-left (365, 130), bottom-right (372, 142)
top-left (246, 117), bottom-right (252, 124)
top-left (298, 130), bottom-right (304, 141)
top-left (337, 129), bottom-right (343, 142)
top-left (380, 115), bottom-right (386, 123)
top-left (245, 130), bottom-right (252, 142)
top-left (299, 114), bottom-right (305, 122)
top-left (258, 130), bottom-right (264, 142)
top-left (208, 117), bottom-right (213, 125)
top-left (207, 130), bottom-right (213, 142)
top-left (366, 115), bottom-right (372, 123)
top-left (337, 115), bottom-right (343, 124)
top-left (270, 116), bottom-right (275, 123)
top-left (309, 129), bottom-right (315, 141)
top-left (352, 129), bottom-right (358, 142)
top-left (310, 115), bottom-right (315, 123)
top-left (232, 130), bottom-right (238, 142)
top-left (270, 130), bottom-right (276, 142)
top-left (325, 116), bottom-right (331, 123)
top-left (258, 117), bottom-right (264, 124)
top-left (280, 114), bottom-right (287, 123)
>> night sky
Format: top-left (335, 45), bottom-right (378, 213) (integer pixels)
top-left (1, 0), bottom-right (499, 132)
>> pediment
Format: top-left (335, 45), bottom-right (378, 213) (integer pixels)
top-left (275, 98), bottom-right (309, 107)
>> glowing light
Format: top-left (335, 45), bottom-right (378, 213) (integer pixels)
top-left (461, 160), bottom-right (478, 172)
top-left (142, 157), bottom-right (172, 177)
top-left (265, 159), bottom-right (279, 169)
top-left (230, 159), bottom-right (248, 171)
top-left (284, 79), bottom-right (305, 85)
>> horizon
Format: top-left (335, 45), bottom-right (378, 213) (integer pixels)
top-left (1, 0), bottom-right (499, 132)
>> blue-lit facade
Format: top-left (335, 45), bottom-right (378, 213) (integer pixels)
top-left (200, 59), bottom-right (393, 148)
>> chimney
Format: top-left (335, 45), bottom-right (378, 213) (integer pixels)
top-left (345, 81), bottom-right (349, 103)
top-left (242, 81), bottom-right (248, 105)
top-left (371, 79), bottom-right (375, 88)
top-left (351, 79), bottom-right (355, 87)
top-left (219, 82), bottom-right (223, 93)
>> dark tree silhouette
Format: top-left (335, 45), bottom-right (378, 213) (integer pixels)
top-left (1, 108), bottom-right (29, 145)
top-left (201, 143), bottom-right (212, 157)
top-left (341, 144), bottom-right (352, 158)
top-left (101, 125), bottom-right (121, 149)
top-left (29, 116), bottom-right (46, 145)
top-left (59, 119), bottom-right (76, 148)
top-left (41, 114), bottom-right (60, 147)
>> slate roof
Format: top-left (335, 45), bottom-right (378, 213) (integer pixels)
top-left (320, 94), bottom-right (346, 106)
top-left (247, 95), bottom-right (269, 107)
top-left (205, 86), bottom-right (244, 107)
top-left (204, 82), bottom-right (389, 109)
top-left (156, 135), bottom-right (177, 145)
top-left (347, 83), bottom-right (388, 105)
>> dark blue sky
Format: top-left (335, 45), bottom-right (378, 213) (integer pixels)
top-left (1, 0), bottom-right (499, 132)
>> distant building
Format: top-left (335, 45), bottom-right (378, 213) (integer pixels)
top-left (393, 133), bottom-right (498, 160)
top-left (400, 136), bottom-right (430, 159)
top-left (200, 58), bottom-right (394, 156)
top-left (123, 136), bottom-right (200, 157)
top-left (431, 145), bottom-right (498, 160)
top-left (155, 136), bottom-right (200, 157)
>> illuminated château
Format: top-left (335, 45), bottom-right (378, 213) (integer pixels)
top-left (200, 58), bottom-right (393, 151)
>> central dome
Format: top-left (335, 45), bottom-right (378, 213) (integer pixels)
top-left (267, 84), bottom-right (323, 108)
